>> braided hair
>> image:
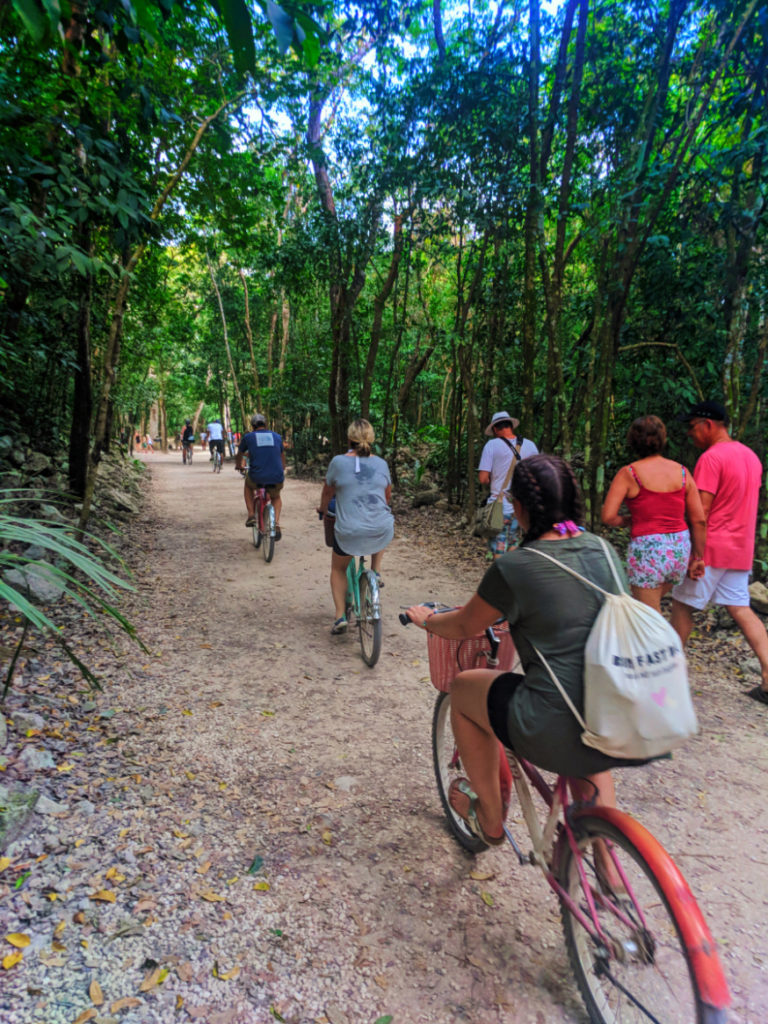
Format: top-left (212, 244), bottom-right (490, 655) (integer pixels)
top-left (511, 454), bottom-right (585, 545)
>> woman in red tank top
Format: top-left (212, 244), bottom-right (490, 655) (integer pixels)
top-left (601, 415), bottom-right (706, 612)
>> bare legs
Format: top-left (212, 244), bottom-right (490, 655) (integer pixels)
top-left (726, 604), bottom-right (768, 689)
top-left (631, 582), bottom-right (673, 614)
top-left (449, 669), bottom-right (618, 848)
top-left (330, 550), bottom-right (352, 621)
top-left (449, 669), bottom-right (504, 839)
top-left (243, 479), bottom-right (256, 520)
top-left (672, 598), bottom-right (768, 690)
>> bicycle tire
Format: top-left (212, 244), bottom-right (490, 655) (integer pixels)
top-left (431, 692), bottom-right (487, 853)
top-left (216, 451), bottom-right (222, 473)
top-left (252, 524), bottom-right (261, 549)
top-left (558, 814), bottom-right (724, 1024)
top-left (358, 571), bottom-right (381, 667)
top-left (262, 504), bottom-right (275, 563)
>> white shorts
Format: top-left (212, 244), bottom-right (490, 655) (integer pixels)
top-left (672, 567), bottom-right (750, 609)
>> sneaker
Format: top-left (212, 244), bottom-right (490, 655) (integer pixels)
top-left (274, 526), bottom-right (282, 541)
top-left (330, 617), bottom-right (347, 635)
top-left (246, 516), bottom-right (257, 527)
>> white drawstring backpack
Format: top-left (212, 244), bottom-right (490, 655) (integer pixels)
top-left (526, 538), bottom-right (698, 759)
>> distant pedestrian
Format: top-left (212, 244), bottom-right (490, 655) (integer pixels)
top-left (478, 411), bottom-right (538, 559)
top-left (145, 434), bottom-right (154, 453)
top-left (670, 401), bottom-right (768, 704)
top-left (601, 414), bottom-right (707, 613)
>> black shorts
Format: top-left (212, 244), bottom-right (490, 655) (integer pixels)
top-left (332, 529), bottom-right (350, 558)
top-left (209, 438), bottom-right (224, 454)
top-left (487, 671), bottom-right (525, 749)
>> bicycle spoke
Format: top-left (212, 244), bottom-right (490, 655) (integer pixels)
top-left (560, 816), bottom-right (705, 1023)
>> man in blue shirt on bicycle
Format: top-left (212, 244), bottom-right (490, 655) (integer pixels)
top-left (235, 413), bottom-right (286, 538)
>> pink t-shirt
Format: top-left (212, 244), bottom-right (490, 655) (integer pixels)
top-left (694, 440), bottom-right (762, 570)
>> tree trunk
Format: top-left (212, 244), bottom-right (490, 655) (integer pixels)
top-left (207, 253), bottom-right (246, 426)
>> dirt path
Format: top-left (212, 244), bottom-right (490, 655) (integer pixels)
top-left (3, 452), bottom-right (768, 1023)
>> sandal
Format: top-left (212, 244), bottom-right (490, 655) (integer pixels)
top-left (274, 526), bottom-right (282, 541)
top-left (746, 685), bottom-right (768, 706)
top-left (330, 616), bottom-right (347, 635)
top-left (448, 778), bottom-right (505, 847)
top-left (245, 516), bottom-right (257, 527)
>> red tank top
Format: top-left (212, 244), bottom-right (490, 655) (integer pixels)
top-left (625, 465), bottom-right (687, 538)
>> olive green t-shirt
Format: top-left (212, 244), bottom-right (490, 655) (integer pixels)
top-left (478, 532), bottom-right (630, 776)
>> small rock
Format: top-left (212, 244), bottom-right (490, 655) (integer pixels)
top-left (739, 657), bottom-right (762, 677)
top-left (749, 580), bottom-right (768, 615)
top-left (26, 452), bottom-right (53, 475)
top-left (333, 776), bottom-right (358, 792)
top-left (412, 489), bottom-right (441, 508)
top-left (75, 800), bottom-right (97, 816)
top-left (18, 745), bottom-right (56, 771)
top-left (12, 711), bottom-right (45, 733)
top-left (4, 564), bottom-right (65, 604)
top-left (35, 794), bottom-right (68, 815)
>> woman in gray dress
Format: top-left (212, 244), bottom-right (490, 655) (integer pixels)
top-left (407, 454), bottom-right (630, 848)
top-left (319, 419), bottom-right (395, 634)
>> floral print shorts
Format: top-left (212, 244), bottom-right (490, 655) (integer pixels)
top-left (626, 530), bottom-right (691, 588)
top-left (489, 514), bottom-right (520, 556)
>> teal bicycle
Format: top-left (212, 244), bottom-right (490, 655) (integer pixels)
top-left (344, 555), bottom-right (382, 667)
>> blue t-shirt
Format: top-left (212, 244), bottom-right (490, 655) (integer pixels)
top-left (238, 430), bottom-right (284, 484)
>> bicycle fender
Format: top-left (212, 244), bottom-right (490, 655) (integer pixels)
top-left (572, 805), bottom-right (730, 1011)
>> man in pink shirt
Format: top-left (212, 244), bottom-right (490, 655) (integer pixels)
top-left (671, 400), bottom-right (768, 704)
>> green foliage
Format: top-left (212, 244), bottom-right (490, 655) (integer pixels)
top-left (0, 493), bottom-right (145, 697)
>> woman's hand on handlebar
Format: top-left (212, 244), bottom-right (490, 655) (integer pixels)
top-left (405, 604), bottom-right (439, 629)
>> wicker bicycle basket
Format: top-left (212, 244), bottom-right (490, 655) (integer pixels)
top-left (426, 624), bottom-right (518, 693)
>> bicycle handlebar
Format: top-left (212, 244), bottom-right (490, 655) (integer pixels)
top-left (399, 602), bottom-right (441, 627)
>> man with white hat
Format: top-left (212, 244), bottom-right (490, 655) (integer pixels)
top-left (478, 411), bottom-right (539, 559)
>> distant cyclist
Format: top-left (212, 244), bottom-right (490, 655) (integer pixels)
top-left (235, 413), bottom-right (285, 537)
top-left (181, 419), bottom-right (195, 462)
top-left (206, 419), bottom-right (225, 464)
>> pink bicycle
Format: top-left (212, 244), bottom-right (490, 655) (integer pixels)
top-left (404, 610), bottom-right (730, 1024)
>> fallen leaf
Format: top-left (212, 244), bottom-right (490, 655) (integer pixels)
top-left (0, 857), bottom-right (10, 872)
top-left (110, 997), bottom-right (142, 1012)
top-left (39, 953), bottom-right (68, 967)
top-left (72, 1010), bottom-right (97, 1024)
top-left (5, 933), bottom-right (30, 948)
top-left (139, 966), bottom-right (167, 991)
top-left (89, 979), bottom-right (104, 1005)
top-left (105, 867), bottom-right (125, 882)
top-left (199, 890), bottom-right (226, 902)
top-left (54, 921), bottom-right (66, 938)
top-left (253, 881), bottom-right (270, 892)
top-left (321, 831), bottom-right (332, 845)
top-left (196, 861), bottom-right (211, 875)
top-left (90, 889), bottom-right (116, 903)
top-left (469, 869), bottom-right (495, 881)
top-left (2, 951), bottom-right (23, 969)
top-left (480, 891), bottom-right (494, 907)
